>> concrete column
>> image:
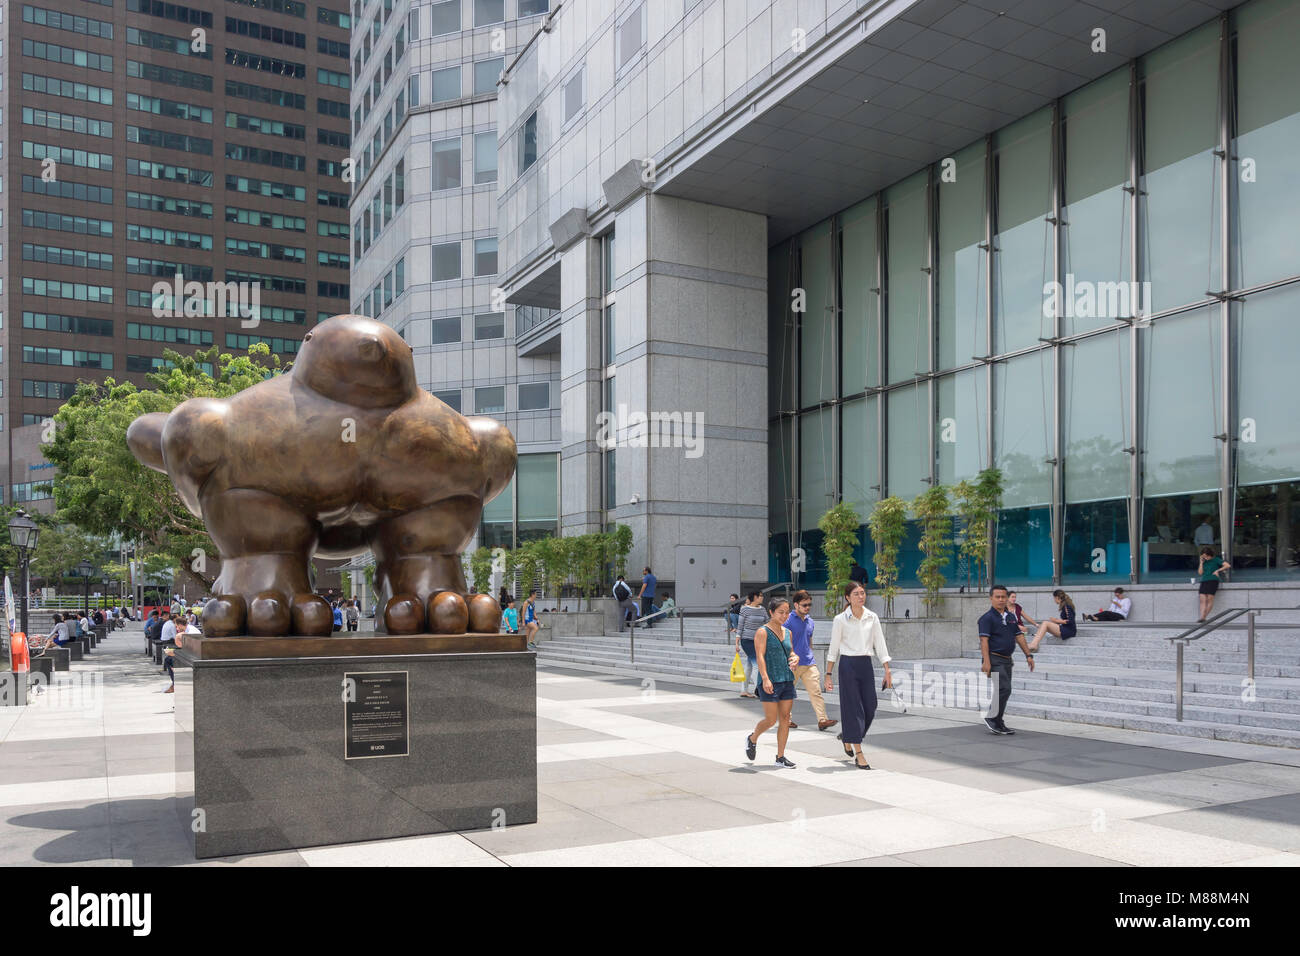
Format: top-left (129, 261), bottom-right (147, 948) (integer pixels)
top-left (605, 193), bottom-right (769, 584)
top-left (558, 237), bottom-right (605, 536)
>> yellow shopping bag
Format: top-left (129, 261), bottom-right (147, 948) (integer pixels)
top-left (729, 652), bottom-right (745, 683)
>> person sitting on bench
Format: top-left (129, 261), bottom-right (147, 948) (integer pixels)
top-left (48, 614), bottom-right (74, 646)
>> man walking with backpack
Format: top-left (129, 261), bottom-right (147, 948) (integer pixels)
top-left (613, 575), bottom-right (638, 631)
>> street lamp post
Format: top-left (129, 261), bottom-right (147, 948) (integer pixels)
top-left (77, 560), bottom-right (93, 617)
top-left (7, 510), bottom-right (40, 637)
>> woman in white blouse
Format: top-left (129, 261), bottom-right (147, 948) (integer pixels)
top-left (825, 582), bottom-right (892, 769)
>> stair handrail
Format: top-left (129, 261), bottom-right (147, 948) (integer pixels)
top-left (1167, 604), bottom-right (1300, 721)
top-left (1164, 608), bottom-right (1249, 644)
top-left (626, 603), bottom-right (721, 655)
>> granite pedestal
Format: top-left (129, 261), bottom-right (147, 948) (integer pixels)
top-left (94, 624), bottom-right (107, 643)
top-left (173, 633), bottom-right (536, 859)
top-left (68, 641), bottom-right (83, 661)
top-left (28, 656), bottom-right (54, 680)
top-left (45, 647), bottom-right (70, 672)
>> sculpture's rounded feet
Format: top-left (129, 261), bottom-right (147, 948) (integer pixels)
top-left (203, 595), bottom-right (247, 637)
top-left (427, 591), bottom-right (469, 634)
top-left (467, 594), bottom-right (502, 634)
top-left (384, 593), bottom-right (425, 634)
top-left (290, 593), bottom-right (333, 636)
top-left (248, 590), bottom-right (291, 636)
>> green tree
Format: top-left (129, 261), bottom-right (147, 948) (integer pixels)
top-left (469, 547), bottom-right (494, 594)
top-left (43, 344), bottom-right (282, 589)
top-left (818, 502), bottom-right (860, 617)
top-left (867, 496), bottom-right (907, 617)
top-left (534, 536), bottom-right (571, 604)
top-left (953, 468), bottom-right (1004, 590)
top-left (913, 484), bottom-right (953, 617)
top-left (511, 540), bottom-right (543, 599)
top-left (570, 533), bottom-right (613, 610)
top-left (30, 523), bottom-right (102, 585)
top-left (609, 524), bottom-right (633, 577)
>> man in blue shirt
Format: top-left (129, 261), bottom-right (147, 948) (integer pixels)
top-left (637, 567), bottom-right (657, 628)
top-left (978, 585), bottom-right (1035, 735)
top-left (785, 589), bottom-right (836, 732)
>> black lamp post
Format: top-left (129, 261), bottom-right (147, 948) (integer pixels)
top-left (8, 510), bottom-right (39, 636)
top-left (77, 560), bottom-right (93, 617)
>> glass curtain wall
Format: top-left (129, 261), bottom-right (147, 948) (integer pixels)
top-left (995, 352), bottom-right (1054, 582)
top-left (1060, 67), bottom-right (1134, 582)
top-left (993, 108), bottom-right (1053, 355)
top-left (1233, 0), bottom-right (1300, 290)
top-left (936, 142), bottom-right (987, 370)
top-left (766, 0), bottom-right (1300, 589)
top-left (479, 453), bottom-right (559, 548)
top-left (768, 240), bottom-right (797, 582)
top-left (840, 199), bottom-right (879, 395)
top-left (1233, 285), bottom-right (1300, 579)
top-left (1228, 0), bottom-right (1300, 581)
top-left (1140, 311), bottom-right (1223, 581)
top-left (1139, 22), bottom-right (1221, 313)
top-left (1063, 333), bottom-right (1132, 582)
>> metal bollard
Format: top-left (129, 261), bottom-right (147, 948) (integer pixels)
top-left (679, 610), bottom-right (684, 647)
top-left (1247, 610), bottom-right (1257, 682)
top-left (1175, 640), bottom-right (1184, 722)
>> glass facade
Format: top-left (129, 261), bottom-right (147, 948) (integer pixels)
top-left (768, 1), bottom-right (1300, 587)
top-left (480, 452), bottom-right (559, 548)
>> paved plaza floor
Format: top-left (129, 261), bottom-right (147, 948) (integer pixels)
top-left (3, 627), bottom-right (1299, 867)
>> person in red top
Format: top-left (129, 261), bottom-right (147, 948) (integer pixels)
top-left (1007, 590), bottom-right (1038, 639)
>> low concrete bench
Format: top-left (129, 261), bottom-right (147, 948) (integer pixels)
top-left (43, 647), bottom-right (70, 672)
top-left (68, 640), bottom-right (84, 661)
top-left (28, 656), bottom-right (54, 680)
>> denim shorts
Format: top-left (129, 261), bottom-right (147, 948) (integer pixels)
top-left (758, 679), bottom-right (796, 702)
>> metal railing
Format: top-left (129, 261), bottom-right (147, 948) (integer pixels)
top-left (623, 604), bottom-right (729, 663)
top-left (614, 587), bottom-right (793, 663)
top-left (1166, 605), bottom-right (1298, 721)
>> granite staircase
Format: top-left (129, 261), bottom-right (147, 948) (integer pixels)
top-left (535, 618), bottom-right (1300, 748)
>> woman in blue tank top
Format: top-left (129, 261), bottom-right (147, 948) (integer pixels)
top-left (743, 597), bottom-right (801, 769)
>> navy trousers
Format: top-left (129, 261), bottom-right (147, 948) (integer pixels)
top-left (838, 655), bottom-right (878, 745)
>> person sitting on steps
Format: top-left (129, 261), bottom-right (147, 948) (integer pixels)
top-left (1027, 589), bottom-right (1077, 653)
